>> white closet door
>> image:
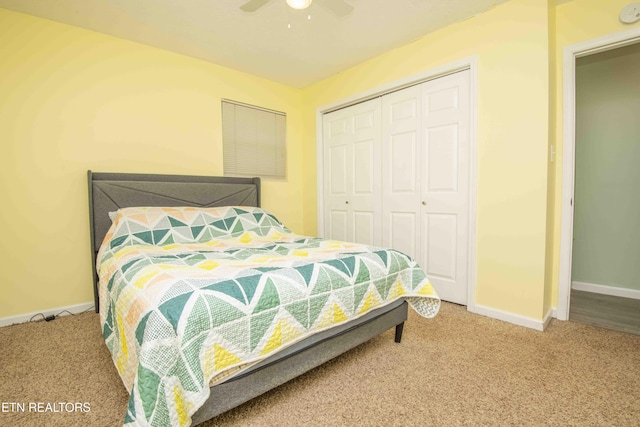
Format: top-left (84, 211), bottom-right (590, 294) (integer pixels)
top-left (420, 70), bottom-right (470, 304)
top-left (381, 85), bottom-right (423, 260)
top-left (323, 98), bottom-right (382, 245)
top-left (322, 69), bottom-right (471, 305)
top-left (381, 71), bottom-right (470, 304)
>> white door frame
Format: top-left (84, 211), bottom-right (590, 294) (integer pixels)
top-left (557, 27), bottom-right (640, 321)
top-left (315, 56), bottom-right (478, 311)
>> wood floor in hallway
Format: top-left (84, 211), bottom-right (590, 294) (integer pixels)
top-left (570, 289), bottom-right (640, 336)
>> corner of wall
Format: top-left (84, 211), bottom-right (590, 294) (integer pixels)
top-left (544, 0), bottom-right (559, 315)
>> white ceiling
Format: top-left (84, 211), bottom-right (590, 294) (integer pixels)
top-left (0, 0), bottom-right (513, 88)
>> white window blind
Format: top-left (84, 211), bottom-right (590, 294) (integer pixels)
top-left (222, 100), bottom-right (286, 179)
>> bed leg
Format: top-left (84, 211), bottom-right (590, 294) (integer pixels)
top-left (394, 322), bottom-right (404, 343)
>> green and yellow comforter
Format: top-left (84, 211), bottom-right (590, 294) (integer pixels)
top-left (98, 206), bottom-right (440, 427)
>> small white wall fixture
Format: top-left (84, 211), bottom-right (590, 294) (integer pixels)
top-left (558, 27), bottom-right (640, 321)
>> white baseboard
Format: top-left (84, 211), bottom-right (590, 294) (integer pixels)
top-left (0, 302), bottom-right (95, 328)
top-left (470, 304), bottom-right (549, 331)
top-left (572, 281), bottom-right (640, 300)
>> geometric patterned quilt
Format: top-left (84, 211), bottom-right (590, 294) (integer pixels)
top-left (97, 206), bottom-right (440, 427)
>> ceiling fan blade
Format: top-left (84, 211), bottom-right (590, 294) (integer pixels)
top-left (320, 0), bottom-right (353, 16)
top-left (240, 0), bottom-right (272, 12)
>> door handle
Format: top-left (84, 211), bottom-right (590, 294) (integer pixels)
top-left (421, 201), bottom-right (427, 206)
top-left (345, 201), bottom-right (349, 204)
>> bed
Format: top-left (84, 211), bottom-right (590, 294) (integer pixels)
top-left (88, 171), bottom-right (440, 427)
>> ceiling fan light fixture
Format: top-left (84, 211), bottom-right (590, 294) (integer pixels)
top-left (286, 0), bottom-right (313, 10)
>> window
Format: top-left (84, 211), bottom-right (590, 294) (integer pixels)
top-left (222, 100), bottom-right (286, 179)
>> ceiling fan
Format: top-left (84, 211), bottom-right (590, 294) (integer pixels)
top-left (240, 0), bottom-right (354, 17)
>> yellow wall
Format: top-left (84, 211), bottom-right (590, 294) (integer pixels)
top-left (548, 0), bottom-right (640, 307)
top-left (304, 0), bottom-right (640, 321)
top-left (303, 0), bottom-right (551, 320)
top-left (3, 0), bottom-right (638, 323)
top-left (0, 8), bottom-right (304, 319)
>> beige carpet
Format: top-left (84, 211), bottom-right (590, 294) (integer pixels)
top-left (1, 302), bottom-right (639, 426)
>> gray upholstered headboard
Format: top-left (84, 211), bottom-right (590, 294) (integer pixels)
top-left (87, 170), bottom-right (261, 312)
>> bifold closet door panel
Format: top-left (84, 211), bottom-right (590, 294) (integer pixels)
top-left (381, 85), bottom-right (423, 262)
top-left (322, 98), bottom-right (382, 246)
top-left (420, 70), bottom-right (470, 305)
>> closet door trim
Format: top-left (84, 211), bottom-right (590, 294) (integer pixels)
top-left (316, 56), bottom-right (478, 311)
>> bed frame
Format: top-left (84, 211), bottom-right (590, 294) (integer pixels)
top-left (87, 170), bottom-right (408, 425)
